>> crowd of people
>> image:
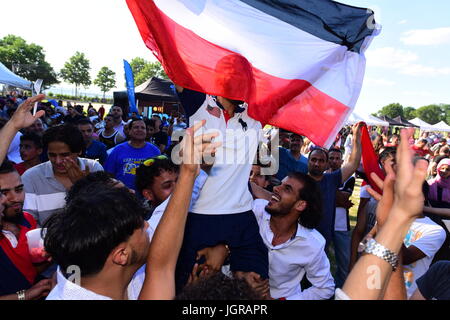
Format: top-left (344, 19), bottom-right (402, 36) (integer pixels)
top-left (0, 90), bottom-right (449, 301)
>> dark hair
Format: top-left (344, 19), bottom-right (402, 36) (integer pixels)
top-left (143, 117), bottom-right (156, 129)
top-left (128, 118), bottom-right (145, 130)
top-left (308, 147), bottom-right (329, 162)
top-left (0, 159), bottom-right (17, 175)
top-left (287, 172), bottom-right (323, 229)
top-left (378, 147), bottom-right (397, 166)
top-left (135, 157), bottom-right (179, 195)
top-left (42, 124), bottom-right (85, 154)
top-left (328, 148), bottom-right (343, 156)
top-left (77, 118), bottom-right (94, 127)
top-left (20, 131), bottom-right (43, 149)
top-left (44, 184), bottom-right (146, 277)
top-left (66, 171), bottom-right (118, 203)
top-left (176, 273), bottom-right (261, 300)
top-left (420, 139), bottom-right (428, 144)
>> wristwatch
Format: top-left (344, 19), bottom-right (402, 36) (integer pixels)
top-left (17, 290), bottom-right (26, 300)
top-left (363, 238), bottom-right (399, 271)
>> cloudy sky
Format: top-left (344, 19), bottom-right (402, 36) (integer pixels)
top-left (1, 0), bottom-right (449, 114)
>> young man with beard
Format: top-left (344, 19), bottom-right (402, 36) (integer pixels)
top-left (98, 114), bottom-right (126, 151)
top-left (77, 119), bottom-right (108, 165)
top-left (110, 106), bottom-right (127, 137)
top-left (104, 119), bottom-right (160, 191)
top-left (0, 160), bottom-right (52, 299)
top-left (276, 133), bottom-right (308, 181)
top-left (248, 172), bottom-right (335, 299)
top-left (307, 123), bottom-right (363, 248)
top-left (22, 124), bottom-right (104, 227)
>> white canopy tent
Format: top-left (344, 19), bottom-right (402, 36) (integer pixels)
top-left (345, 112), bottom-right (389, 126)
top-left (409, 118), bottom-right (437, 131)
top-left (431, 121), bottom-right (450, 132)
top-left (0, 62), bottom-right (33, 90)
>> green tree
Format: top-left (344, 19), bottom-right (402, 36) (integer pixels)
top-left (94, 66), bottom-right (116, 99)
top-left (0, 34), bottom-right (58, 88)
top-left (60, 52), bottom-right (91, 97)
top-left (440, 104), bottom-right (450, 125)
top-left (377, 103), bottom-right (404, 118)
top-left (403, 107), bottom-right (417, 120)
top-left (415, 104), bottom-right (444, 125)
top-left (129, 57), bottom-right (168, 86)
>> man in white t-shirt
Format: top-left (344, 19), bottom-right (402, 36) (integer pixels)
top-left (403, 215), bottom-right (446, 298)
top-left (250, 172), bottom-right (335, 299)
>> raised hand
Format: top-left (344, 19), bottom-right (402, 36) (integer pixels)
top-left (9, 94), bottom-right (46, 130)
top-left (63, 158), bottom-right (90, 183)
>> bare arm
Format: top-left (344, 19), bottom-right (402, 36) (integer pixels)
top-left (138, 120), bottom-right (220, 300)
top-left (342, 128), bottom-right (428, 300)
top-left (423, 205), bottom-right (450, 218)
top-left (341, 122), bottom-right (363, 184)
top-left (249, 181), bottom-right (272, 201)
top-left (0, 94), bottom-right (45, 163)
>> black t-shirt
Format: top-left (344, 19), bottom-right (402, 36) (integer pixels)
top-left (416, 261), bottom-right (450, 300)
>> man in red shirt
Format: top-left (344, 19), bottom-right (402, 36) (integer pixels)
top-left (0, 160), bottom-right (51, 299)
top-left (412, 139), bottom-right (433, 158)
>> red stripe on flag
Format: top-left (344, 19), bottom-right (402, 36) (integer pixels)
top-left (127, 0), bottom-right (350, 146)
top-left (361, 124), bottom-right (385, 194)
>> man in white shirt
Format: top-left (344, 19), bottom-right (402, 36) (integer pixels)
top-left (251, 172), bottom-right (335, 300)
top-left (45, 181), bottom-right (150, 300)
top-left (403, 215), bottom-right (446, 298)
top-left (110, 106), bottom-right (127, 137)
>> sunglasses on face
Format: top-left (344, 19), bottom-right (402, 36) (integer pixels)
top-left (143, 155), bottom-right (168, 167)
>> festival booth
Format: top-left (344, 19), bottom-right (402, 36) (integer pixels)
top-left (0, 62), bottom-right (33, 90)
top-left (345, 112), bottom-right (389, 126)
top-left (409, 118), bottom-right (437, 132)
top-left (113, 77), bottom-right (180, 117)
top-left (393, 116), bottom-right (419, 128)
top-left (431, 121), bottom-right (450, 132)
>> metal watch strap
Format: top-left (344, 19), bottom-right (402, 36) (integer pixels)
top-left (17, 290), bottom-right (26, 300)
top-left (364, 238), bottom-right (399, 271)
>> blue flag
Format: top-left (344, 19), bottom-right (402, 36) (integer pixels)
top-left (123, 59), bottom-right (138, 114)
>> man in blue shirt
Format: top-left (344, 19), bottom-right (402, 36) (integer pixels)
top-left (308, 123), bottom-right (363, 248)
top-left (77, 119), bottom-right (108, 165)
top-left (276, 132), bottom-right (308, 180)
top-left (104, 119), bottom-right (160, 191)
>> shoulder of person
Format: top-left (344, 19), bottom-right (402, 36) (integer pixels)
top-left (300, 225), bottom-right (326, 248)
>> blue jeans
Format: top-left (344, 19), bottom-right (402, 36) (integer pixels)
top-left (332, 230), bottom-right (352, 288)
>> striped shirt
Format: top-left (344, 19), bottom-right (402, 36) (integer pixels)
top-left (22, 158), bottom-right (104, 226)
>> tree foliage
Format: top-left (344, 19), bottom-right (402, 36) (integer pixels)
top-left (94, 66), bottom-right (116, 99)
top-left (415, 104), bottom-right (445, 125)
top-left (129, 57), bottom-right (168, 86)
top-left (60, 52), bottom-right (91, 97)
top-left (403, 107), bottom-right (417, 120)
top-left (377, 103), bottom-right (404, 118)
top-left (0, 34), bottom-right (58, 88)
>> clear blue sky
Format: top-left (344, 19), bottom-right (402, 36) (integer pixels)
top-left (1, 0), bottom-right (449, 114)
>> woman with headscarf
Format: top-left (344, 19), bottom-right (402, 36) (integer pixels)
top-left (428, 158), bottom-right (450, 207)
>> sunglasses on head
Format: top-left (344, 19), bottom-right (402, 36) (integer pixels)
top-left (143, 155), bottom-right (168, 167)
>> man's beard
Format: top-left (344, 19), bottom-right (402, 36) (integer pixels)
top-left (3, 205), bottom-right (24, 224)
top-left (265, 204), bottom-right (290, 217)
top-left (309, 168), bottom-right (324, 177)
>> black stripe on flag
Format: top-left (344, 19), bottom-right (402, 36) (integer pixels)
top-left (238, 0), bottom-right (377, 53)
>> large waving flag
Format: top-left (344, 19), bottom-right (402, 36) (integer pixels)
top-left (126, 0), bottom-right (380, 146)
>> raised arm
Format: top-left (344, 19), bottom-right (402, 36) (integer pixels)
top-left (340, 122), bottom-right (363, 184)
top-left (138, 120), bottom-right (220, 300)
top-left (341, 128), bottom-right (428, 300)
top-left (0, 94), bottom-right (45, 163)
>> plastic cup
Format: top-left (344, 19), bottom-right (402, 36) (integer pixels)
top-left (26, 228), bottom-right (47, 263)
